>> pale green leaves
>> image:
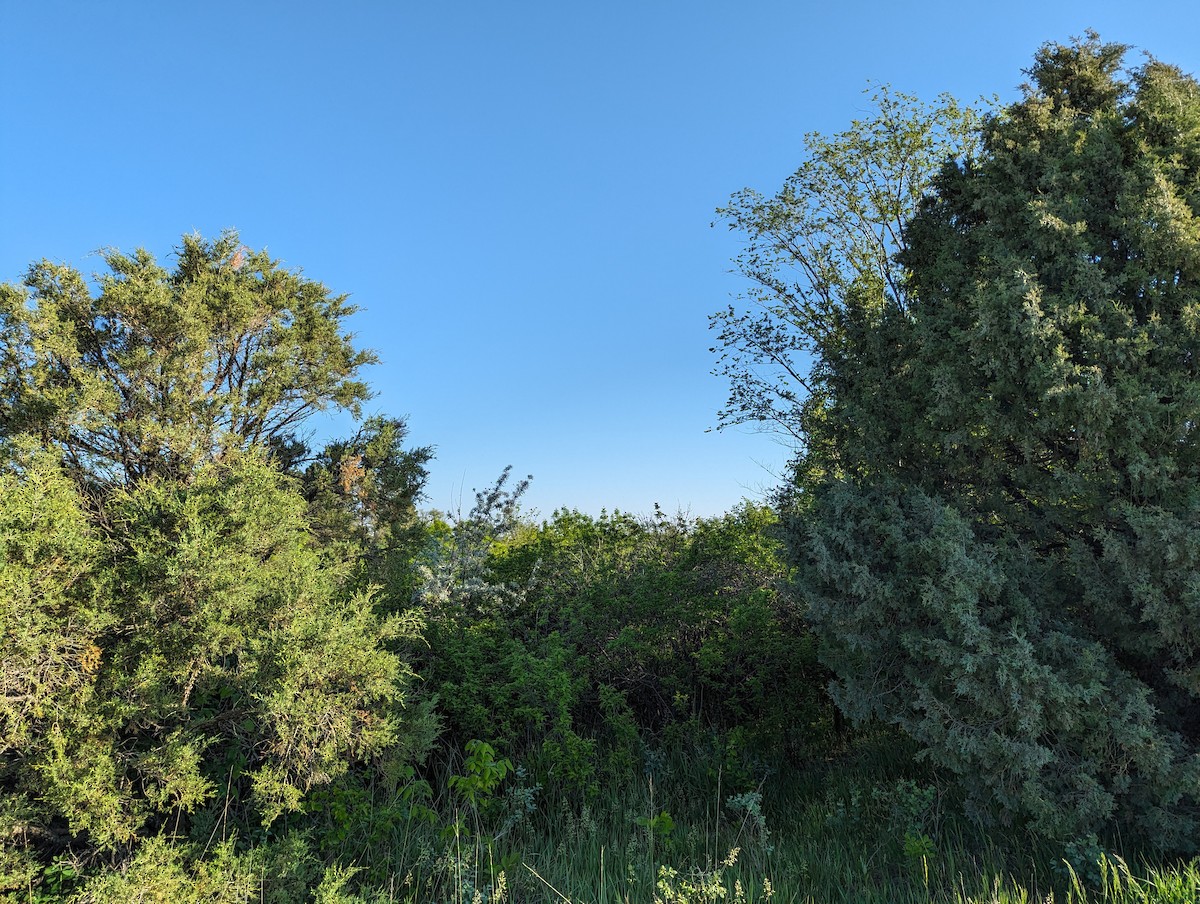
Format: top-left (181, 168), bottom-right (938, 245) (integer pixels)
top-left (712, 86), bottom-right (984, 440)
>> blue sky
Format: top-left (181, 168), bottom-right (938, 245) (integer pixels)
top-left (3, 1), bottom-right (1198, 517)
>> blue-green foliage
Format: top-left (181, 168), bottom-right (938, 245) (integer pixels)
top-left (763, 36), bottom-right (1200, 850)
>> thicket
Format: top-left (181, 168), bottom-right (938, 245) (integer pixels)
top-left (5, 32), bottom-right (1200, 904)
top-left (0, 233), bottom-right (829, 901)
top-left (420, 494), bottom-right (827, 792)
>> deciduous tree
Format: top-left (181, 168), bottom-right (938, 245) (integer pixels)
top-left (711, 86), bottom-right (981, 443)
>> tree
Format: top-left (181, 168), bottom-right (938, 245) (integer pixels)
top-left (711, 85), bottom-right (981, 443)
top-left (1, 445), bottom-right (425, 853)
top-left (0, 446), bottom-right (108, 780)
top-left (0, 230), bottom-right (375, 485)
top-left (0, 233), bottom-right (435, 887)
top-left (748, 35), bottom-right (1200, 848)
top-left (301, 415), bottom-right (434, 591)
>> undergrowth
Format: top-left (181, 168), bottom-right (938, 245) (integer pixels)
top-left (10, 730), bottom-right (1197, 903)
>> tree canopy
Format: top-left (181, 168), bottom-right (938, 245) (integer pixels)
top-left (718, 34), bottom-right (1200, 848)
top-left (0, 230), bottom-right (374, 485)
top-left (711, 85), bottom-right (981, 442)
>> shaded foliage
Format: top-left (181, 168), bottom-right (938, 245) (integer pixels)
top-left (417, 496), bottom-right (829, 804)
top-left (301, 415), bottom-right (433, 594)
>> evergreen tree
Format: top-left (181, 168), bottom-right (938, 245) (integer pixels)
top-left (301, 415), bottom-right (433, 593)
top-left (789, 35), bottom-right (1200, 848)
top-left (0, 234), bottom-right (433, 886)
top-left (0, 230), bottom-right (374, 486)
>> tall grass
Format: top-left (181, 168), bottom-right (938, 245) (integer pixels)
top-left (329, 732), bottom-right (1200, 904)
top-left (47, 730), bottom-right (1200, 902)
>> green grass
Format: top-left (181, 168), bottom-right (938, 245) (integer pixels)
top-left (24, 731), bottom-right (1200, 903)
top-left (343, 732), bottom-right (1200, 904)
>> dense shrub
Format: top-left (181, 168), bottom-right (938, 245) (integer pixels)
top-left (415, 491), bottom-right (831, 810)
top-left (0, 448), bottom-right (426, 856)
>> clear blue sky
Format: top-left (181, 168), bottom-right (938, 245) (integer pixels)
top-left (3, 1), bottom-right (1197, 517)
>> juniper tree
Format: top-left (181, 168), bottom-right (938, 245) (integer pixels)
top-left (0, 230), bottom-right (374, 486)
top-left (0, 234), bottom-right (433, 879)
top-left (720, 35), bottom-right (1200, 848)
top-left (301, 415), bottom-right (433, 598)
